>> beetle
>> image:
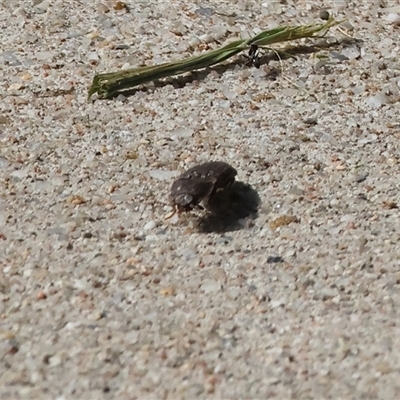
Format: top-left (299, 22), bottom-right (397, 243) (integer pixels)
top-left (169, 161), bottom-right (237, 213)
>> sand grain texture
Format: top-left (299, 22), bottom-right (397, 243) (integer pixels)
top-left (1, 1), bottom-right (400, 399)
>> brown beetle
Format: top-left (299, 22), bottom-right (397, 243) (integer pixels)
top-left (169, 161), bottom-right (237, 213)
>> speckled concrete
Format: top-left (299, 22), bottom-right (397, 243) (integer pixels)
top-left (1, 1), bottom-right (400, 399)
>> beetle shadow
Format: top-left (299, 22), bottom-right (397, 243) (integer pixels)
top-left (197, 181), bottom-right (261, 233)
